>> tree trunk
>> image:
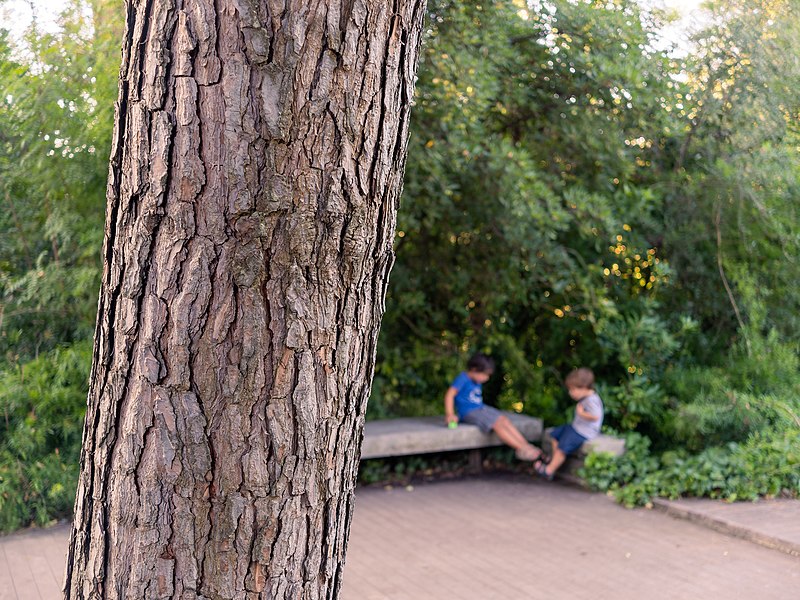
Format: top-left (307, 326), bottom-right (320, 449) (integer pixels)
top-left (64, 1), bottom-right (426, 598)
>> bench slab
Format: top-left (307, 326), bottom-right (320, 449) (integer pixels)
top-left (542, 427), bottom-right (626, 457)
top-left (360, 414), bottom-right (544, 460)
top-left (580, 435), bottom-right (626, 457)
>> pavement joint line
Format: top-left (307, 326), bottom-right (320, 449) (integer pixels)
top-left (652, 497), bottom-right (800, 558)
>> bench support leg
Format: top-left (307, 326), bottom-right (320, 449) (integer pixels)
top-left (468, 449), bottom-right (482, 474)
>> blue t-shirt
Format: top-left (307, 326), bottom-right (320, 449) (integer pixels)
top-left (451, 371), bottom-right (484, 417)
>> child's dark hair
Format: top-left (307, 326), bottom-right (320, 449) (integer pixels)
top-left (467, 353), bottom-right (495, 374)
top-left (565, 367), bottom-right (595, 389)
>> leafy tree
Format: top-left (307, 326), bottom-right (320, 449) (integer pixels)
top-left (664, 0), bottom-right (800, 349)
top-left (374, 0), bottom-right (685, 430)
top-left (0, 0), bottom-right (119, 532)
top-left (0, 0), bottom-right (119, 365)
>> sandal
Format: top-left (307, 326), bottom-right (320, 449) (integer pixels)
top-left (535, 462), bottom-right (554, 481)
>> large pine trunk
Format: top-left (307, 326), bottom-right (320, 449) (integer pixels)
top-left (64, 1), bottom-right (426, 598)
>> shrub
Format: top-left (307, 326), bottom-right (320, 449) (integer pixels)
top-left (580, 429), bottom-right (800, 507)
top-left (0, 341), bottom-right (89, 531)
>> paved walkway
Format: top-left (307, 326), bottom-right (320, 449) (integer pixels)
top-left (653, 496), bottom-right (800, 556)
top-left (342, 477), bottom-right (799, 599)
top-left (0, 526), bottom-right (64, 600)
top-left (1, 476), bottom-right (798, 599)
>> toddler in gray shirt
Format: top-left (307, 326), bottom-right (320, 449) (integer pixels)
top-left (536, 367), bottom-right (604, 480)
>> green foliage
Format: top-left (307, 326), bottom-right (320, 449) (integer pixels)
top-left (662, 0), bottom-right (800, 349)
top-left (0, 341), bottom-right (90, 531)
top-left (582, 429), bottom-right (800, 507)
top-left (0, 0), bottom-right (119, 531)
top-left (377, 0), bottom-right (687, 426)
top-left (376, 0), bottom-right (800, 510)
top-left (0, 1), bottom-right (119, 365)
top-left (579, 431), bottom-right (659, 491)
top-left (666, 325), bottom-right (800, 451)
top-left (1, 0), bottom-right (799, 531)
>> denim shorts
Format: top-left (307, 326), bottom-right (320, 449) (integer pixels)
top-left (461, 405), bottom-right (503, 433)
top-left (550, 424), bottom-right (588, 454)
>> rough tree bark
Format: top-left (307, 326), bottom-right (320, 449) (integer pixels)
top-left (64, 1), bottom-right (426, 598)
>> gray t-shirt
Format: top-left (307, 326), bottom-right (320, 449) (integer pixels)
top-left (572, 392), bottom-right (603, 439)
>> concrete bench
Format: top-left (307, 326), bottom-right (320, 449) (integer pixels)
top-left (361, 414), bottom-right (544, 471)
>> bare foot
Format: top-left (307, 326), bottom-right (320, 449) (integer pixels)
top-left (515, 445), bottom-right (541, 461)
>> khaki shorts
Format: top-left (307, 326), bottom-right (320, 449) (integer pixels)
top-left (461, 405), bottom-right (503, 433)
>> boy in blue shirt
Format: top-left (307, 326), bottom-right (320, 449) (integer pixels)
top-left (444, 353), bottom-right (543, 461)
top-left (536, 367), bottom-right (604, 480)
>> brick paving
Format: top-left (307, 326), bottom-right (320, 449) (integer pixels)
top-left (0, 527), bottom-right (64, 600)
top-left (341, 476), bottom-right (799, 599)
top-left (1, 475), bottom-right (798, 599)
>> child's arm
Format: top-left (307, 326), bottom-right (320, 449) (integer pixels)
top-left (444, 387), bottom-right (458, 425)
top-left (576, 402), bottom-right (600, 421)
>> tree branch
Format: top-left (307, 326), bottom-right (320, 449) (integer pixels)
top-left (714, 201), bottom-right (749, 355)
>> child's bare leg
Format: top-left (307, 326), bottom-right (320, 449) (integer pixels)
top-left (545, 448), bottom-right (566, 476)
top-left (491, 415), bottom-right (527, 448)
top-left (548, 437), bottom-right (559, 461)
top-left (492, 416), bottom-right (541, 459)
